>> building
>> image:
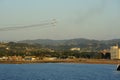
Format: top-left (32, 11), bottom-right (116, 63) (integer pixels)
top-left (43, 57), bottom-right (57, 60)
top-left (110, 45), bottom-right (120, 59)
top-left (24, 56), bottom-right (36, 61)
top-left (70, 48), bottom-right (80, 51)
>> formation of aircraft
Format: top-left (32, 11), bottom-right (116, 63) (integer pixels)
top-left (0, 19), bottom-right (56, 31)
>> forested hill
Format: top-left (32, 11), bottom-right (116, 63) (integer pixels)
top-left (18, 38), bottom-right (120, 50)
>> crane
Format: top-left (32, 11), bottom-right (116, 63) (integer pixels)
top-left (0, 19), bottom-right (56, 31)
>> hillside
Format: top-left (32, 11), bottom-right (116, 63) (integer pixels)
top-left (18, 38), bottom-right (120, 50)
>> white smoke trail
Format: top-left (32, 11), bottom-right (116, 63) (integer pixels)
top-left (0, 19), bottom-right (56, 31)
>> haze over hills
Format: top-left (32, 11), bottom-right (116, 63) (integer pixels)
top-left (18, 38), bottom-right (120, 50)
top-left (18, 38), bottom-right (98, 45)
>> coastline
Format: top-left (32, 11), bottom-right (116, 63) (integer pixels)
top-left (0, 59), bottom-right (120, 64)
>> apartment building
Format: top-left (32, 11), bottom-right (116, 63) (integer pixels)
top-left (110, 45), bottom-right (120, 59)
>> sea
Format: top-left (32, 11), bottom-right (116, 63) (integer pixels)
top-left (0, 63), bottom-right (120, 80)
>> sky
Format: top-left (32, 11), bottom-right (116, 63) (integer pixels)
top-left (0, 0), bottom-right (120, 41)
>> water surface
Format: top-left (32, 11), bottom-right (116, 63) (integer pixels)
top-left (0, 63), bottom-right (119, 80)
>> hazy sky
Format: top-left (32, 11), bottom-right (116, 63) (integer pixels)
top-left (0, 0), bottom-right (120, 41)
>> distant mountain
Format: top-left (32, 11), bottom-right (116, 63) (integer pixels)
top-left (18, 39), bottom-right (66, 45)
top-left (18, 38), bottom-right (98, 45)
top-left (18, 38), bottom-right (120, 50)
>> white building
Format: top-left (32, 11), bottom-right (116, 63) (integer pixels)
top-left (110, 45), bottom-right (120, 59)
top-left (70, 48), bottom-right (80, 51)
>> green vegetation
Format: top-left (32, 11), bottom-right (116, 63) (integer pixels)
top-left (0, 42), bottom-right (110, 59)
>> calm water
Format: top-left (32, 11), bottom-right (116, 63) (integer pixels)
top-left (0, 63), bottom-right (120, 80)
